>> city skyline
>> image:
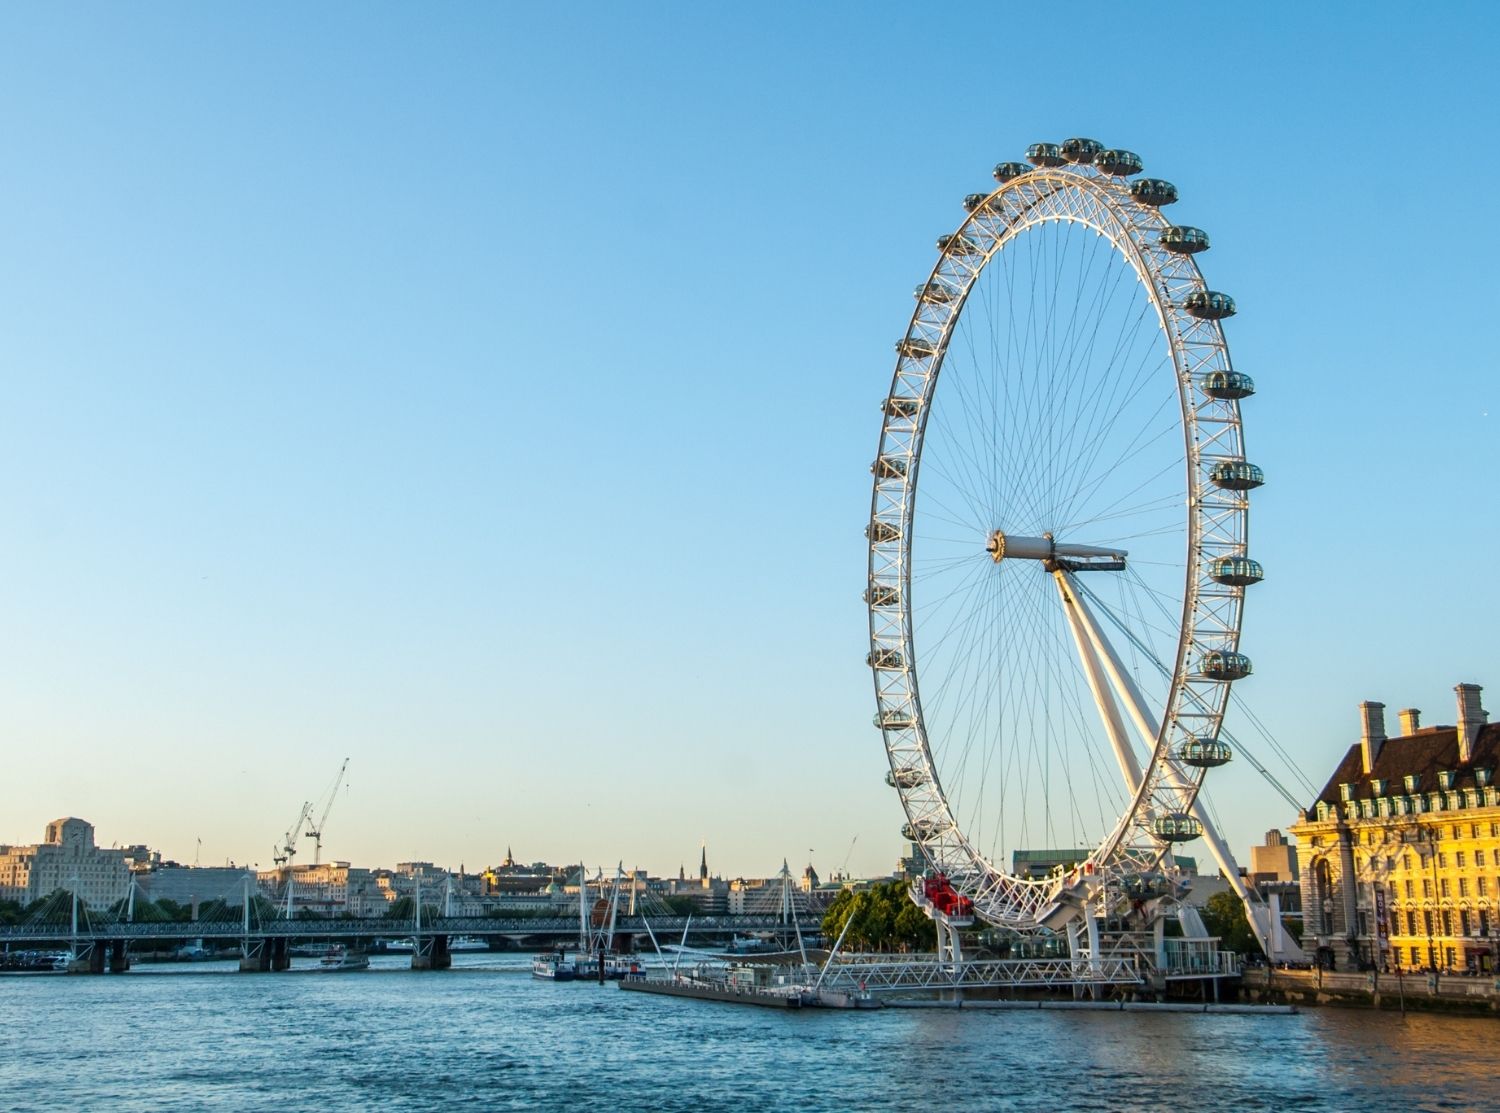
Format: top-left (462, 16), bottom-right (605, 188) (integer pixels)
top-left (3, 6), bottom-right (1498, 880)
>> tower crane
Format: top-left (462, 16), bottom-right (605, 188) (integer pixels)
top-left (306, 757), bottom-right (351, 866)
top-left (272, 802), bottom-right (312, 867)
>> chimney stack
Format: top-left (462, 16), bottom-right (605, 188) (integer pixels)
top-left (1398, 708), bottom-right (1421, 736)
top-left (1360, 701), bottom-right (1387, 775)
top-left (1456, 684), bottom-right (1487, 764)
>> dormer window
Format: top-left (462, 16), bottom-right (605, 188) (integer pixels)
top-left (1438, 770), bottom-right (1456, 790)
top-left (1340, 783), bottom-right (1356, 802)
top-left (1371, 778), bottom-right (1388, 795)
top-left (1478, 768), bottom-right (1493, 788)
top-left (1404, 773), bottom-right (1421, 793)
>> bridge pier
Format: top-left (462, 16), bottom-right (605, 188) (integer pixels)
top-left (66, 941), bottom-right (104, 975)
top-left (108, 939), bottom-right (130, 973)
top-left (239, 937), bottom-right (291, 972)
top-left (412, 934), bottom-right (451, 971)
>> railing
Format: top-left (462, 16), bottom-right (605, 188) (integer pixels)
top-left (821, 955), bottom-right (1145, 992)
top-left (0, 914), bottom-right (793, 944)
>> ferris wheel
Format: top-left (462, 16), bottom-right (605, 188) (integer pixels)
top-left (866, 138), bottom-right (1266, 935)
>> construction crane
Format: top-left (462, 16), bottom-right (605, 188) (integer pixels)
top-left (272, 802), bottom-right (312, 867)
top-left (306, 757), bottom-right (351, 866)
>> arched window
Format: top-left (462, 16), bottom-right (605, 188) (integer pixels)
top-left (1316, 859), bottom-right (1335, 934)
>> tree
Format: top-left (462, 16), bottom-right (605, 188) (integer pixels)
top-left (1198, 890), bottom-right (1259, 954)
top-left (820, 881), bottom-right (936, 953)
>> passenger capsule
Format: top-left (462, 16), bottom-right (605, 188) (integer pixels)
top-left (872, 455), bottom-right (908, 480)
top-left (866, 521), bottom-right (901, 543)
top-left (1121, 872), bottom-right (1172, 899)
top-left (1060, 137), bottom-right (1103, 164)
top-left (1183, 291), bottom-right (1237, 320)
top-left (1160, 225), bottom-right (1210, 254)
top-left (875, 708), bottom-right (916, 730)
top-left (895, 337), bottom-right (936, 359)
top-left (1130, 178), bottom-right (1178, 207)
top-left (914, 280), bottom-right (958, 304)
top-left (1177, 738), bottom-right (1234, 768)
top-left (883, 396), bottom-right (921, 418)
top-left (1200, 650), bottom-right (1252, 681)
top-left (1094, 148), bottom-right (1143, 176)
top-left (1203, 370), bottom-right (1255, 400)
top-left (1153, 814), bottom-right (1203, 842)
top-left (867, 647), bottom-right (904, 669)
top-left (886, 767), bottom-right (929, 790)
top-left (901, 818), bottom-right (939, 841)
top-left (865, 583), bottom-right (900, 607)
top-left (1026, 142), bottom-right (1066, 167)
top-left (937, 232), bottom-right (981, 256)
top-left (993, 161), bottom-right (1030, 183)
top-left (1209, 460), bottom-right (1264, 491)
top-left (1209, 556), bottom-right (1264, 587)
top-left (963, 192), bottom-right (994, 214)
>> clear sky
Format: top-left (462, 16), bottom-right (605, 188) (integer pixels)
top-left (1, 3), bottom-right (1496, 881)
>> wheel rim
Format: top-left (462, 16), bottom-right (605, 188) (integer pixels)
top-left (868, 151), bottom-right (1254, 931)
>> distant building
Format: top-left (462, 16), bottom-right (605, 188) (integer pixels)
top-left (0, 818), bottom-right (136, 908)
top-left (138, 866), bottom-right (252, 909)
top-left (257, 861), bottom-right (371, 916)
top-left (1289, 684), bottom-right (1500, 973)
top-left (1248, 829), bottom-right (1299, 885)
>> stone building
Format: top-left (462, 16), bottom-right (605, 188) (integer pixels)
top-left (1289, 684), bottom-right (1500, 973)
top-left (0, 818), bottom-right (135, 908)
top-left (1248, 829), bottom-right (1299, 885)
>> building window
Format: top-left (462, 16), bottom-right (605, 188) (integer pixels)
top-left (1408, 911), bottom-right (1419, 935)
top-left (1479, 850), bottom-right (1488, 867)
top-left (1403, 854), bottom-right (1413, 871)
top-left (1404, 880), bottom-right (1414, 898)
top-left (1460, 910), bottom-right (1472, 935)
top-left (1441, 879), bottom-right (1451, 897)
top-left (1386, 856), bottom-right (1395, 871)
top-left (1457, 851), bottom-right (1467, 868)
top-left (1460, 878), bottom-right (1470, 897)
top-left (1405, 775), bottom-right (1421, 793)
top-left (1440, 853), bottom-right (1449, 868)
top-left (1423, 879), bottom-right (1433, 897)
top-left (1481, 877), bottom-right (1490, 896)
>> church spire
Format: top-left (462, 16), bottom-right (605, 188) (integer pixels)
top-left (699, 842), bottom-right (708, 882)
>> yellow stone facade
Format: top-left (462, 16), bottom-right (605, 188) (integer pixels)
top-left (1290, 686), bottom-right (1499, 973)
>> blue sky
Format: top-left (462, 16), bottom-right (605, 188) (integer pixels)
top-left (1, 3), bottom-right (1496, 879)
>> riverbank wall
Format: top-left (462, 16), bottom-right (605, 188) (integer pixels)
top-left (1241, 967), bottom-right (1500, 1015)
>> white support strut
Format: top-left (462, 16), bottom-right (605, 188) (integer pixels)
top-left (1059, 570), bottom-right (1275, 957)
top-left (1054, 572), bottom-right (1143, 794)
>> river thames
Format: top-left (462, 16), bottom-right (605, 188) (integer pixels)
top-left (2, 954), bottom-right (1496, 1111)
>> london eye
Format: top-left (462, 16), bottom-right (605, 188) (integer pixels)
top-left (866, 138), bottom-right (1270, 941)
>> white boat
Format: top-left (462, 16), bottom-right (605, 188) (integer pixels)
top-left (532, 950), bottom-right (578, 981)
top-left (384, 938), bottom-right (416, 954)
top-left (447, 936), bottom-right (489, 953)
top-left (317, 946), bottom-right (369, 972)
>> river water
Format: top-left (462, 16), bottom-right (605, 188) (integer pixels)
top-left (2, 954), bottom-right (1496, 1112)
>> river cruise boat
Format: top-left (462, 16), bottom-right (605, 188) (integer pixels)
top-left (316, 946), bottom-right (370, 972)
